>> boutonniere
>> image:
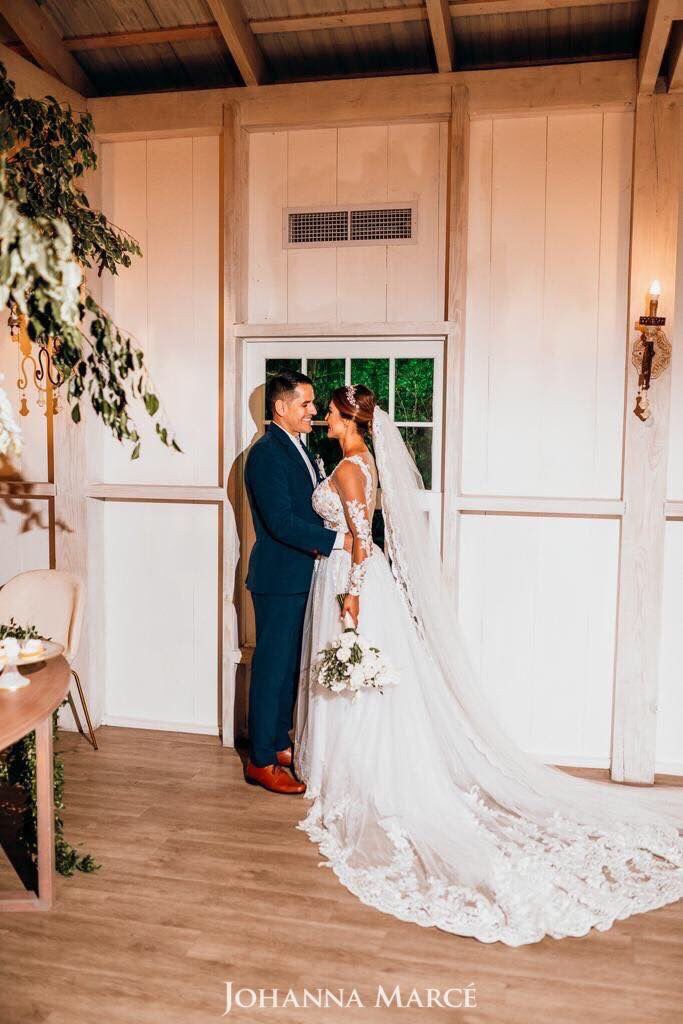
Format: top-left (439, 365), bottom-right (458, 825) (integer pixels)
top-left (314, 455), bottom-right (327, 480)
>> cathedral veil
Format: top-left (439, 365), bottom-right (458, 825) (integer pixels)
top-left (370, 407), bottom-right (683, 833)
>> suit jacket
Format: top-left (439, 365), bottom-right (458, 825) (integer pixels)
top-left (244, 424), bottom-right (337, 594)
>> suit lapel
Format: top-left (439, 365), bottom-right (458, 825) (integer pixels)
top-left (268, 423), bottom-right (315, 488)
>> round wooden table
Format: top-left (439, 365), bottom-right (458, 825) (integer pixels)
top-left (0, 655), bottom-right (71, 911)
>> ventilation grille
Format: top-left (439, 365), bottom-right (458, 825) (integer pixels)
top-left (284, 203), bottom-right (416, 248)
top-left (350, 206), bottom-right (412, 241)
top-left (288, 210), bottom-right (348, 245)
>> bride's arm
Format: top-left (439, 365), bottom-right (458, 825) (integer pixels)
top-left (333, 460), bottom-right (373, 626)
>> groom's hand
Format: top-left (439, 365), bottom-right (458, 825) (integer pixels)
top-left (343, 533), bottom-right (353, 554)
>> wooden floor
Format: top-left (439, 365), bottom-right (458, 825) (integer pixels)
top-left (1, 727), bottom-right (682, 1024)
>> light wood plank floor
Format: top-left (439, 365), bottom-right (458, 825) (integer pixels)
top-left (1, 727), bottom-right (682, 1024)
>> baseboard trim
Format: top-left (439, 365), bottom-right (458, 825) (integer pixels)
top-left (102, 715), bottom-right (219, 736)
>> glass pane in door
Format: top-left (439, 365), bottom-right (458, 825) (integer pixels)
top-left (307, 358), bottom-right (345, 411)
top-left (395, 358), bottom-right (434, 421)
top-left (399, 426), bottom-right (433, 488)
top-left (351, 358), bottom-right (389, 411)
top-left (265, 358), bottom-right (302, 418)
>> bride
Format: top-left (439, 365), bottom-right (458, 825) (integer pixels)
top-left (294, 383), bottom-right (683, 946)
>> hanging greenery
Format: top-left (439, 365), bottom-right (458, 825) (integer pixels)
top-left (0, 619), bottom-right (99, 876)
top-left (0, 61), bottom-right (181, 459)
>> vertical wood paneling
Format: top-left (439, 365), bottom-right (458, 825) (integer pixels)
top-left (246, 123), bottom-right (445, 325)
top-left (666, 187), bottom-right (683, 499)
top-left (0, 502), bottom-right (50, 582)
top-left (656, 522), bottom-right (683, 772)
top-left (287, 128), bottom-right (337, 323)
top-left (100, 140), bottom-right (148, 359)
top-left (387, 122), bottom-right (441, 321)
top-left (462, 112), bottom-right (632, 499)
top-left (101, 137), bottom-right (220, 487)
top-left (103, 502), bottom-right (219, 732)
top-left (596, 112), bottom-right (634, 498)
top-left (462, 119), bottom-right (493, 494)
top-left (248, 131), bottom-right (287, 323)
top-left (542, 113), bottom-right (603, 496)
top-left (487, 116), bottom-right (547, 495)
top-left (337, 125), bottom-right (388, 323)
top-left (458, 514), bottom-right (618, 762)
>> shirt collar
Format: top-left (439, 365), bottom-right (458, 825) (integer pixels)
top-left (272, 420), bottom-right (302, 445)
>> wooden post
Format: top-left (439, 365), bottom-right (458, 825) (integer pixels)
top-left (34, 715), bottom-right (55, 908)
top-left (611, 94), bottom-right (680, 784)
top-left (220, 102), bottom-right (248, 745)
top-left (442, 85), bottom-right (470, 600)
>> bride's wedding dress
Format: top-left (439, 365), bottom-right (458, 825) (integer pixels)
top-left (293, 409), bottom-right (683, 946)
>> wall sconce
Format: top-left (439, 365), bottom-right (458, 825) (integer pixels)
top-left (631, 280), bottom-right (671, 421)
top-left (8, 303), bottom-right (64, 417)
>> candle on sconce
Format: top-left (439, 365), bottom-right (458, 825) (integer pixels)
top-left (649, 279), bottom-right (661, 317)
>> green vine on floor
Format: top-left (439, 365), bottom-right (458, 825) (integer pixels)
top-left (0, 619), bottom-right (99, 876)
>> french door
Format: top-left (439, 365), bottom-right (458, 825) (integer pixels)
top-left (240, 337), bottom-right (444, 645)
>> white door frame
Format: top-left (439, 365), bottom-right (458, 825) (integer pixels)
top-left (239, 336), bottom-right (446, 646)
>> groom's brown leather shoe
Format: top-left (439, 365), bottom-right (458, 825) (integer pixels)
top-left (246, 761), bottom-right (306, 795)
top-left (276, 747), bottom-right (293, 767)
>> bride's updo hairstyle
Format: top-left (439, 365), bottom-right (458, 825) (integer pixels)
top-left (331, 384), bottom-right (376, 437)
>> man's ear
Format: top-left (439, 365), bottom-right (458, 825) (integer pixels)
top-left (273, 397), bottom-right (286, 419)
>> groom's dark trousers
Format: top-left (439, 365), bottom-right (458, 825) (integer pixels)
top-left (244, 424), bottom-right (337, 768)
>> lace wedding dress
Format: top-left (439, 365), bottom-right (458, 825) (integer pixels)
top-left (293, 409), bottom-right (683, 946)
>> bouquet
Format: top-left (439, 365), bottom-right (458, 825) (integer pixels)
top-left (313, 595), bottom-right (399, 700)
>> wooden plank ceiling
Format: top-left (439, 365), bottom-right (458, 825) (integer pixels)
top-left (0, 0), bottom-right (680, 95)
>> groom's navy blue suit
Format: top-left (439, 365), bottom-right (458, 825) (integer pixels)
top-left (244, 423), bottom-right (337, 767)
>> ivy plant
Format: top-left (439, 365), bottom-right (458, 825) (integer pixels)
top-left (0, 61), bottom-right (181, 459)
top-left (0, 619), bottom-right (99, 876)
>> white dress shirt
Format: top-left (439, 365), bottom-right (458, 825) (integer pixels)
top-left (271, 421), bottom-right (344, 551)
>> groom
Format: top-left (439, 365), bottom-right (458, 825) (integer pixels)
top-left (243, 370), bottom-right (351, 794)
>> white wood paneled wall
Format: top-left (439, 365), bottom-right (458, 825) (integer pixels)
top-left (247, 123), bottom-right (447, 324)
top-left (463, 112), bottom-right (632, 498)
top-left (96, 135), bottom-right (222, 734)
top-left (658, 174), bottom-right (683, 774)
top-left (458, 111), bottom-right (634, 767)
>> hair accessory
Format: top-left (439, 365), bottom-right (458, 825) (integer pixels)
top-left (345, 384), bottom-right (358, 408)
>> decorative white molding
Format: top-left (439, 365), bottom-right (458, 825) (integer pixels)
top-left (85, 484), bottom-right (226, 502)
top-left (102, 715), bottom-right (220, 736)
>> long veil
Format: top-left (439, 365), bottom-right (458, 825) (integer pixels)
top-left (370, 407), bottom-right (683, 836)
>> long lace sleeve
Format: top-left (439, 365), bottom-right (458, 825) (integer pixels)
top-left (334, 458), bottom-right (373, 596)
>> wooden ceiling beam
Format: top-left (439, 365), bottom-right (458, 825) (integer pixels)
top-left (205, 0), bottom-right (267, 85)
top-left (667, 22), bottom-right (683, 91)
top-left (638, 0), bottom-right (677, 94)
top-left (0, 0), bottom-right (642, 58)
top-left (426, 0), bottom-right (456, 71)
top-left (251, 6), bottom-right (427, 34)
top-left (0, 0), bottom-right (94, 95)
top-left (62, 24), bottom-right (224, 52)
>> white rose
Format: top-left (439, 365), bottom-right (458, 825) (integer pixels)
top-left (339, 631), bottom-right (355, 649)
top-left (349, 666), bottom-right (366, 689)
top-left (336, 647), bottom-right (351, 663)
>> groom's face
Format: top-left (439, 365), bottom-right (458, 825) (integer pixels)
top-left (275, 383), bottom-right (317, 435)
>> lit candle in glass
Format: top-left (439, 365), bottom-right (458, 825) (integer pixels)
top-left (649, 280), bottom-right (661, 317)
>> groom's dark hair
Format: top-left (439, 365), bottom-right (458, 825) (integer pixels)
top-left (266, 369), bottom-right (314, 419)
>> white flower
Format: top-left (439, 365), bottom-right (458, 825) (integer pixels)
top-left (336, 646), bottom-right (351, 663)
top-left (339, 630), bottom-right (356, 649)
top-left (349, 666), bottom-right (365, 689)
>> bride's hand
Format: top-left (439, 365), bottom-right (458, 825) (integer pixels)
top-left (341, 594), bottom-right (359, 627)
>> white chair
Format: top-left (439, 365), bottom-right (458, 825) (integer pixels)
top-left (0, 569), bottom-right (97, 749)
